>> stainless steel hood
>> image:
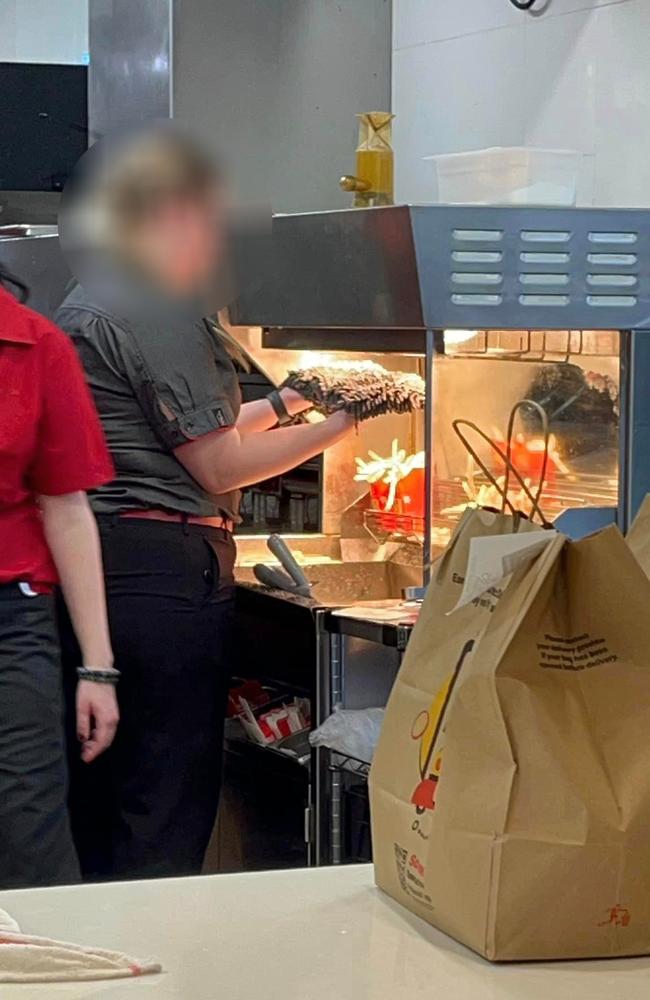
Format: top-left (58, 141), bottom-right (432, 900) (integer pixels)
top-left (229, 204), bottom-right (650, 339)
top-left (229, 206), bottom-right (423, 334)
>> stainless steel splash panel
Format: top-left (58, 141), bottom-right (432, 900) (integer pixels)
top-left (88, 0), bottom-right (173, 141)
top-left (88, 0), bottom-right (390, 213)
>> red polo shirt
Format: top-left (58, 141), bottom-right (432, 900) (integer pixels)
top-left (0, 286), bottom-right (114, 588)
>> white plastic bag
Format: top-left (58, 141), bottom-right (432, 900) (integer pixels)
top-left (309, 707), bottom-right (385, 763)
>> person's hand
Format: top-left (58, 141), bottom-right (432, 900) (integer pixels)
top-left (76, 680), bottom-right (120, 764)
top-left (279, 386), bottom-right (313, 416)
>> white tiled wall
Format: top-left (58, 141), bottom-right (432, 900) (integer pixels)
top-left (0, 0), bottom-right (88, 64)
top-left (393, 0), bottom-right (649, 206)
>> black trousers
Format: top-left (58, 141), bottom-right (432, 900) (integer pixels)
top-left (58, 518), bottom-right (236, 882)
top-left (0, 586), bottom-right (80, 889)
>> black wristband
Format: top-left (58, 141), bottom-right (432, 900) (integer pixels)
top-left (267, 388), bottom-right (293, 427)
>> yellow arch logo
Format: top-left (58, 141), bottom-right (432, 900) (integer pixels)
top-left (410, 639), bottom-right (474, 814)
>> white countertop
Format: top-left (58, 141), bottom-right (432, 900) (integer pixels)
top-left (1, 864), bottom-right (650, 999)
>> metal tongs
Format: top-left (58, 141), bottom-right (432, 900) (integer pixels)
top-left (253, 534), bottom-right (313, 598)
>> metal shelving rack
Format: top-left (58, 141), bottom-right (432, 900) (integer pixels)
top-left (313, 610), bottom-right (413, 866)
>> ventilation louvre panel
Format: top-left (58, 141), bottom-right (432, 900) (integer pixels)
top-left (440, 217), bottom-right (645, 322)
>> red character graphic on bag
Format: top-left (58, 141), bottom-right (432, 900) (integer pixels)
top-left (599, 905), bottom-right (631, 928)
top-left (410, 640), bottom-right (475, 815)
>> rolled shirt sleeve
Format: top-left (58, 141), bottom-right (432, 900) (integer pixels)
top-left (115, 317), bottom-right (239, 450)
top-left (28, 327), bottom-right (115, 496)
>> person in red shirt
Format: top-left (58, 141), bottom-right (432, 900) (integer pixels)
top-left (0, 269), bottom-right (119, 889)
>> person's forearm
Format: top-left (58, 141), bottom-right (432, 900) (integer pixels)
top-left (177, 410), bottom-right (354, 496)
top-left (236, 388), bottom-right (312, 436)
top-left (39, 492), bottom-right (113, 668)
top-left (217, 412), bottom-right (353, 492)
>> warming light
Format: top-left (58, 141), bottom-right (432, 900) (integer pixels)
top-left (443, 329), bottom-right (478, 347)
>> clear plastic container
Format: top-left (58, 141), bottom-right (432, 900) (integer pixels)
top-left (425, 147), bottom-right (586, 207)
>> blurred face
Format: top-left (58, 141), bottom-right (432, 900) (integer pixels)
top-left (128, 186), bottom-right (226, 296)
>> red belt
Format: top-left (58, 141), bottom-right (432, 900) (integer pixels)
top-left (119, 510), bottom-right (234, 532)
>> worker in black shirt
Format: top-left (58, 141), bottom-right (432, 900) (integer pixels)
top-left (56, 126), bottom-right (356, 881)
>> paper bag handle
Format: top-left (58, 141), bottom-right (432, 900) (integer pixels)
top-left (452, 416), bottom-right (552, 528)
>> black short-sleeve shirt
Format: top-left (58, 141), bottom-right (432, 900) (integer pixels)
top-left (56, 285), bottom-right (241, 519)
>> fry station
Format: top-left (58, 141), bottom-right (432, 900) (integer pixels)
top-left (221, 203), bottom-right (650, 868)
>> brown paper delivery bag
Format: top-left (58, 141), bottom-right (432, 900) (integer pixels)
top-left (370, 507), bottom-right (650, 961)
top-left (627, 494), bottom-right (650, 575)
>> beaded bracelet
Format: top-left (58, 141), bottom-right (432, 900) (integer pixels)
top-left (76, 667), bottom-right (121, 685)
